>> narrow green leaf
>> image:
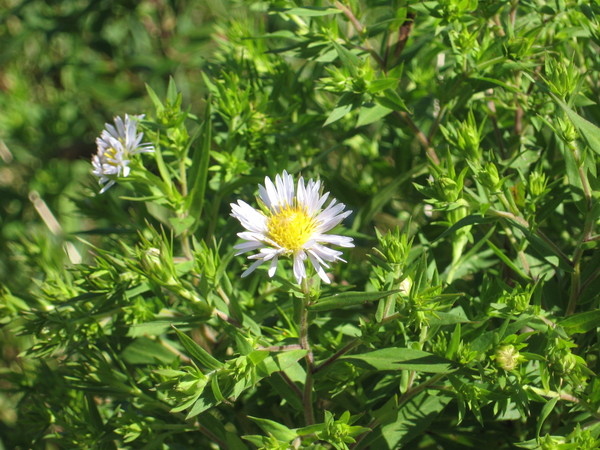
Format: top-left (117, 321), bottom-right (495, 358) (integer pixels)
top-left (173, 326), bottom-right (223, 370)
top-left (166, 76), bottom-right (178, 104)
top-left (332, 41), bottom-right (361, 76)
top-left (552, 93), bottom-right (600, 155)
top-left (280, 6), bottom-right (342, 17)
top-left (153, 141), bottom-right (174, 196)
top-left (211, 376), bottom-right (225, 402)
top-left (428, 311), bottom-right (472, 326)
top-left (120, 338), bottom-right (177, 365)
top-left (248, 416), bottom-right (297, 441)
top-left (309, 290), bottom-right (400, 312)
top-left (433, 214), bottom-right (495, 242)
top-left (145, 83), bottom-right (164, 112)
top-left (559, 310), bottom-right (600, 334)
top-left (187, 101), bottom-right (212, 225)
top-left (357, 103), bottom-right (392, 127)
top-left (487, 240), bottom-right (532, 281)
top-left (375, 89), bottom-right (409, 112)
top-left (340, 348), bottom-right (456, 373)
top-left (536, 397), bottom-right (558, 438)
top-left (362, 391), bottom-right (451, 449)
top-left (324, 102), bottom-right (353, 126)
top-left (368, 78), bottom-right (399, 93)
top-left (446, 323), bottom-right (461, 360)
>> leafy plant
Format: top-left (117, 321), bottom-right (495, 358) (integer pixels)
top-left (1, 0), bottom-right (599, 448)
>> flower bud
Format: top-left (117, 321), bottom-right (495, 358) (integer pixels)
top-left (477, 162), bottom-right (501, 191)
top-left (528, 170), bottom-right (548, 198)
top-left (556, 117), bottom-right (578, 144)
top-left (495, 344), bottom-right (522, 371)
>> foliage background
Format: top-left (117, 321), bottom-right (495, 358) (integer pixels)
top-left (1, 0), bottom-right (599, 448)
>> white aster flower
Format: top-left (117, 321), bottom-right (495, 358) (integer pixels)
top-left (230, 171), bottom-right (354, 284)
top-left (92, 114), bottom-right (154, 193)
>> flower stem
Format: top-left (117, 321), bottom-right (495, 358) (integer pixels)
top-left (300, 278), bottom-right (315, 425)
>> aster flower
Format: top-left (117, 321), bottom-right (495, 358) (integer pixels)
top-left (230, 171), bottom-right (354, 284)
top-left (92, 114), bottom-right (154, 193)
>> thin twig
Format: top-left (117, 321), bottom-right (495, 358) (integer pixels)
top-left (334, 1), bottom-right (440, 165)
top-left (313, 339), bottom-right (361, 374)
top-left (278, 371), bottom-right (303, 400)
top-left (258, 344), bottom-right (303, 352)
top-left (214, 309), bottom-right (242, 328)
top-left (300, 279), bottom-right (315, 425)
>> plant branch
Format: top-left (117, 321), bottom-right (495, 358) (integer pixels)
top-left (313, 338), bottom-right (361, 374)
top-left (300, 278), bottom-right (315, 425)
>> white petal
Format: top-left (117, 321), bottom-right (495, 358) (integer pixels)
top-left (237, 231), bottom-right (266, 242)
top-left (264, 176), bottom-right (280, 209)
top-left (308, 252), bottom-right (331, 284)
top-left (231, 201), bottom-right (268, 233)
top-left (233, 241), bottom-right (264, 255)
top-left (315, 234), bottom-right (354, 247)
top-left (310, 243), bottom-right (345, 262)
top-left (268, 256), bottom-right (279, 277)
top-left (241, 259), bottom-right (265, 278)
top-left (293, 252), bottom-right (307, 284)
top-left (258, 184), bottom-right (272, 209)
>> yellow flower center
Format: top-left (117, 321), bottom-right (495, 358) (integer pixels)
top-left (104, 147), bottom-right (120, 166)
top-left (267, 204), bottom-right (317, 252)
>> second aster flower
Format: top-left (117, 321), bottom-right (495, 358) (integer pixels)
top-left (92, 114), bottom-right (154, 193)
top-left (230, 171), bottom-right (354, 284)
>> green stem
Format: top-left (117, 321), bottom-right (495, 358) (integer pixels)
top-left (566, 148), bottom-right (595, 315)
top-left (177, 158), bottom-right (193, 260)
top-left (300, 278), bottom-right (315, 425)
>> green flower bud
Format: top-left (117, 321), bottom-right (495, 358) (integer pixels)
top-left (556, 117), bottom-right (578, 144)
top-left (142, 247), bottom-right (162, 272)
top-left (477, 162), bottom-right (501, 191)
top-left (528, 170), bottom-right (548, 198)
top-left (539, 434), bottom-right (562, 450)
top-left (141, 246), bottom-right (178, 286)
top-left (399, 276), bottom-right (412, 295)
top-left (457, 122), bottom-right (480, 160)
top-left (495, 344), bottom-right (522, 371)
top-left (438, 176), bottom-right (460, 202)
top-left (545, 58), bottom-right (580, 99)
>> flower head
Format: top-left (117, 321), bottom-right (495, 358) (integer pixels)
top-left (231, 171), bottom-right (354, 284)
top-left (92, 114), bottom-right (154, 193)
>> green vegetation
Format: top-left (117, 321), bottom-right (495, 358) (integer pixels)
top-left (1, 1), bottom-right (599, 448)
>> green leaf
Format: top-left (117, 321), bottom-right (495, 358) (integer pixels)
top-left (363, 391), bottom-right (451, 449)
top-left (324, 101), bottom-right (353, 126)
top-left (280, 6), bottom-right (342, 17)
top-left (248, 416), bottom-right (297, 441)
top-left (433, 214), bottom-right (496, 243)
top-left (487, 240), bottom-right (532, 281)
top-left (428, 311), bottom-right (472, 326)
top-left (168, 216), bottom-right (196, 235)
top-left (340, 348), bottom-right (456, 373)
top-left (309, 290), bottom-right (400, 312)
top-left (186, 101), bottom-right (212, 227)
top-left (356, 103), bottom-right (393, 127)
top-left (332, 41), bottom-right (361, 76)
top-left (536, 397), bottom-right (558, 438)
top-left (145, 83), bottom-right (164, 112)
top-left (152, 140), bottom-right (174, 197)
top-left (559, 310), bottom-right (600, 334)
top-left (375, 89), bottom-right (408, 112)
top-left (120, 338), bottom-right (177, 365)
top-left (173, 326), bottom-right (223, 370)
top-left (552, 93), bottom-right (600, 155)
top-left (445, 323), bottom-right (461, 360)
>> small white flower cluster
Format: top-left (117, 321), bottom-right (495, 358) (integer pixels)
top-left (230, 171), bottom-right (353, 284)
top-left (92, 115), bottom-right (154, 193)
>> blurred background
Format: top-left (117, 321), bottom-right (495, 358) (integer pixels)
top-left (0, 0), bottom-right (239, 292)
